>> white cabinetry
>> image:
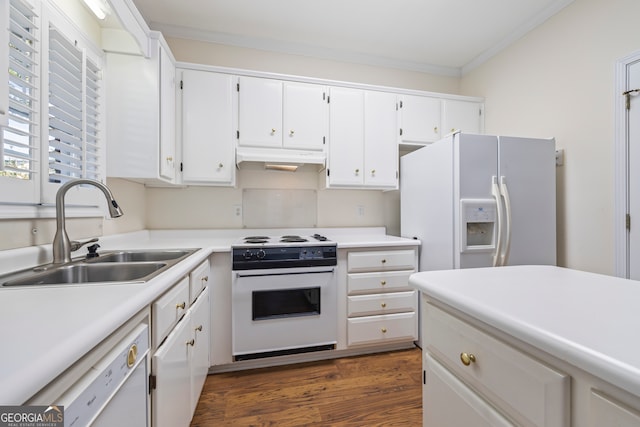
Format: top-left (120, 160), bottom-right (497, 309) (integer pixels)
top-left (346, 249), bottom-right (417, 346)
top-left (398, 94), bottom-right (441, 145)
top-left (442, 99), bottom-right (483, 135)
top-left (237, 76), bottom-right (327, 150)
top-left (590, 391), bottom-right (640, 427)
top-left (151, 260), bottom-right (211, 427)
top-left (423, 302), bottom-right (569, 426)
top-left (106, 32), bottom-right (177, 184)
top-left (179, 69), bottom-right (236, 185)
top-left (327, 88), bottom-right (398, 189)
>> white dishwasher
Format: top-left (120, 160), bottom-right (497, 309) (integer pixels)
top-left (55, 323), bottom-right (149, 426)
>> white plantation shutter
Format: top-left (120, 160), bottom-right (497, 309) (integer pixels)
top-left (84, 57), bottom-right (101, 181)
top-left (0, 0), bottom-right (39, 203)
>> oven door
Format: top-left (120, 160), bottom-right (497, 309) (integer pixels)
top-left (232, 266), bottom-right (337, 358)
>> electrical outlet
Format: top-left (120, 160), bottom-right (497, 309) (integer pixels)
top-left (555, 149), bottom-right (564, 166)
top-left (357, 205), bottom-right (365, 216)
top-left (233, 204), bottom-right (242, 217)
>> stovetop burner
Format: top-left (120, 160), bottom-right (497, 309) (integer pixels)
top-left (280, 237), bottom-right (308, 243)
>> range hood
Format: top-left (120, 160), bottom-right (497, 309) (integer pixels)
top-left (236, 147), bottom-right (326, 169)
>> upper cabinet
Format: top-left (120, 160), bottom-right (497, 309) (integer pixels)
top-left (237, 76), bottom-right (327, 151)
top-left (327, 88), bottom-right (398, 190)
top-left (179, 69), bottom-right (236, 186)
top-left (442, 99), bottom-right (483, 135)
top-left (398, 95), bottom-right (441, 145)
top-left (106, 32), bottom-right (177, 184)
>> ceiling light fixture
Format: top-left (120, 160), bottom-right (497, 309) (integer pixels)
top-left (82, 0), bottom-right (111, 20)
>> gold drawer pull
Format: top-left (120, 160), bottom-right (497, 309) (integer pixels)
top-left (381, 303), bottom-right (387, 308)
top-left (186, 339), bottom-right (195, 347)
top-left (381, 328), bottom-right (387, 333)
top-left (176, 302), bottom-right (186, 310)
top-left (460, 352), bottom-right (476, 366)
top-left (195, 325), bottom-right (203, 332)
top-left (127, 344), bottom-right (138, 368)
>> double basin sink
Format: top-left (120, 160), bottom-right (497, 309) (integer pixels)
top-left (0, 249), bottom-right (198, 287)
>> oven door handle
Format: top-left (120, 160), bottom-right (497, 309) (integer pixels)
top-left (235, 268), bottom-right (335, 278)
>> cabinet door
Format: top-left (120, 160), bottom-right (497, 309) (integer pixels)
top-left (181, 70), bottom-right (235, 184)
top-left (328, 87), bottom-right (364, 186)
top-left (364, 91), bottom-right (398, 188)
top-left (590, 391), bottom-right (640, 427)
top-left (425, 353), bottom-right (515, 427)
top-left (159, 44), bottom-right (176, 181)
top-left (153, 315), bottom-right (192, 427)
top-left (190, 287), bottom-right (210, 416)
top-left (442, 99), bottom-right (483, 135)
top-left (238, 76), bottom-right (282, 147)
top-left (399, 95), bottom-right (441, 144)
top-left (283, 82), bottom-right (327, 150)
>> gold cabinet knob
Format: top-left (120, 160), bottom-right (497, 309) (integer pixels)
top-left (355, 169), bottom-right (360, 175)
top-left (381, 328), bottom-right (387, 333)
top-left (381, 259), bottom-right (387, 264)
top-left (433, 126), bottom-right (438, 133)
top-left (176, 302), bottom-right (186, 310)
top-left (126, 344), bottom-right (138, 368)
top-left (186, 339), bottom-right (195, 346)
top-left (166, 156), bottom-right (173, 162)
top-left (451, 128), bottom-right (456, 132)
top-left (381, 302), bottom-right (387, 308)
top-left (218, 163), bottom-right (224, 168)
top-left (202, 276), bottom-right (209, 282)
top-left (460, 352), bottom-right (476, 366)
top-left (290, 130), bottom-right (295, 136)
top-left (380, 280), bottom-right (387, 286)
top-left (195, 325), bottom-right (203, 332)
top-left (271, 128), bottom-right (276, 134)
top-left (371, 169), bottom-right (376, 175)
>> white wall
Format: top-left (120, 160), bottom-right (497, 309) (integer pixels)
top-left (461, 0), bottom-right (640, 274)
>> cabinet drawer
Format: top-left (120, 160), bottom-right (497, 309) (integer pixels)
top-left (425, 303), bottom-right (569, 427)
top-left (189, 260), bottom-right (210, 303)
top-left (590, 391), bottom-right (640, 427)
top-left (347, 249), bottom-right (415, 273)
top-left (348, 291), bottom-right (417, 317)
top-left (347, 312), bottom-right (417, 346)
top-left (348, 270), bottom-right (413, 294)
top-left (152, 276), bottom-right (190, 349)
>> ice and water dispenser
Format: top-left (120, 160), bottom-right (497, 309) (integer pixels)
top-left (460, 199), bottom-right (497, 252)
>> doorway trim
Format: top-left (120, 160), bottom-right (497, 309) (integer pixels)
top-left (614, 49), bottom-right (640, 278)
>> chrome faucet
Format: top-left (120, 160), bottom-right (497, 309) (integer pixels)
top-left (52, 179), bottom-right (123, 264)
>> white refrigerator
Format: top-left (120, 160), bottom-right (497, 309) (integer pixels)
top-left (401, 132), bottom-right (556, 271)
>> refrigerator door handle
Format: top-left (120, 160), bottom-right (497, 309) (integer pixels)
top-left (491, 176), bottom-right (503, 267)
top-left (499, 176), bottom-right (512, 266)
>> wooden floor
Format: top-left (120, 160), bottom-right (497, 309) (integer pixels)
top-left (190, 347), bottom-right (422, 426)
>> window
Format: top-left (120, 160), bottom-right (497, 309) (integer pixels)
top-left (0, 0), bottom-right (39, 204)
top-left (0, 0), bottom-right (105, 212)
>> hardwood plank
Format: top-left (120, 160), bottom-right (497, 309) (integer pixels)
top-left (191, 348), bottom-right (422, 426)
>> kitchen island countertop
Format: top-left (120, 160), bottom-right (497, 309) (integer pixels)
top-left (409, 265), bottom-right (640, 399)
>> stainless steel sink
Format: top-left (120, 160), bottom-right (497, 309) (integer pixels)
top-left (0, 248), bottom-right (199, 287)
top-left (2, 263), bottom-right (167, 287)
top-left (86, 249), bottom-right (194, 263)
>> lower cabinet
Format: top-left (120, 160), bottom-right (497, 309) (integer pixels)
top-left (151, 261), bottom-right (211, 427)
top-left (346, 248), bottom-right (418, 347)
top-left (423, 301), bottom-right (570, 426)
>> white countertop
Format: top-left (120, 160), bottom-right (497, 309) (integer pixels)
top-left (409, 265), bottom-right (640, 398)
top-left (0, 227), bottom-right (418, 404)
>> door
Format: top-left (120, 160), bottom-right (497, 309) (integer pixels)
top-left (190, 287), bottom-right (210, 415)
top-left (283, 82), bottom-right (327, 151)
top-left (399, 94), bottom-right (441, 144)
top-left (159, 44), bottom-right (176, 181)
top-left (627, 59), bottom-right (640, 279)
top-left (327, 87), bottom-right (364, 186)
top-left (364, 91), bottom-right (398, 188)
top-left (442, 100), bottom-right (482, 135)
top-left (498, 136), bottom-right (556, 266)
top-left (181, 70), bottom-right (235, 184)
top-left (238, 76), bottom-right (282, 147)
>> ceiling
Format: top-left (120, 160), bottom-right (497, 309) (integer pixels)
top-left (128, 0), bottom-right (574, 76)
